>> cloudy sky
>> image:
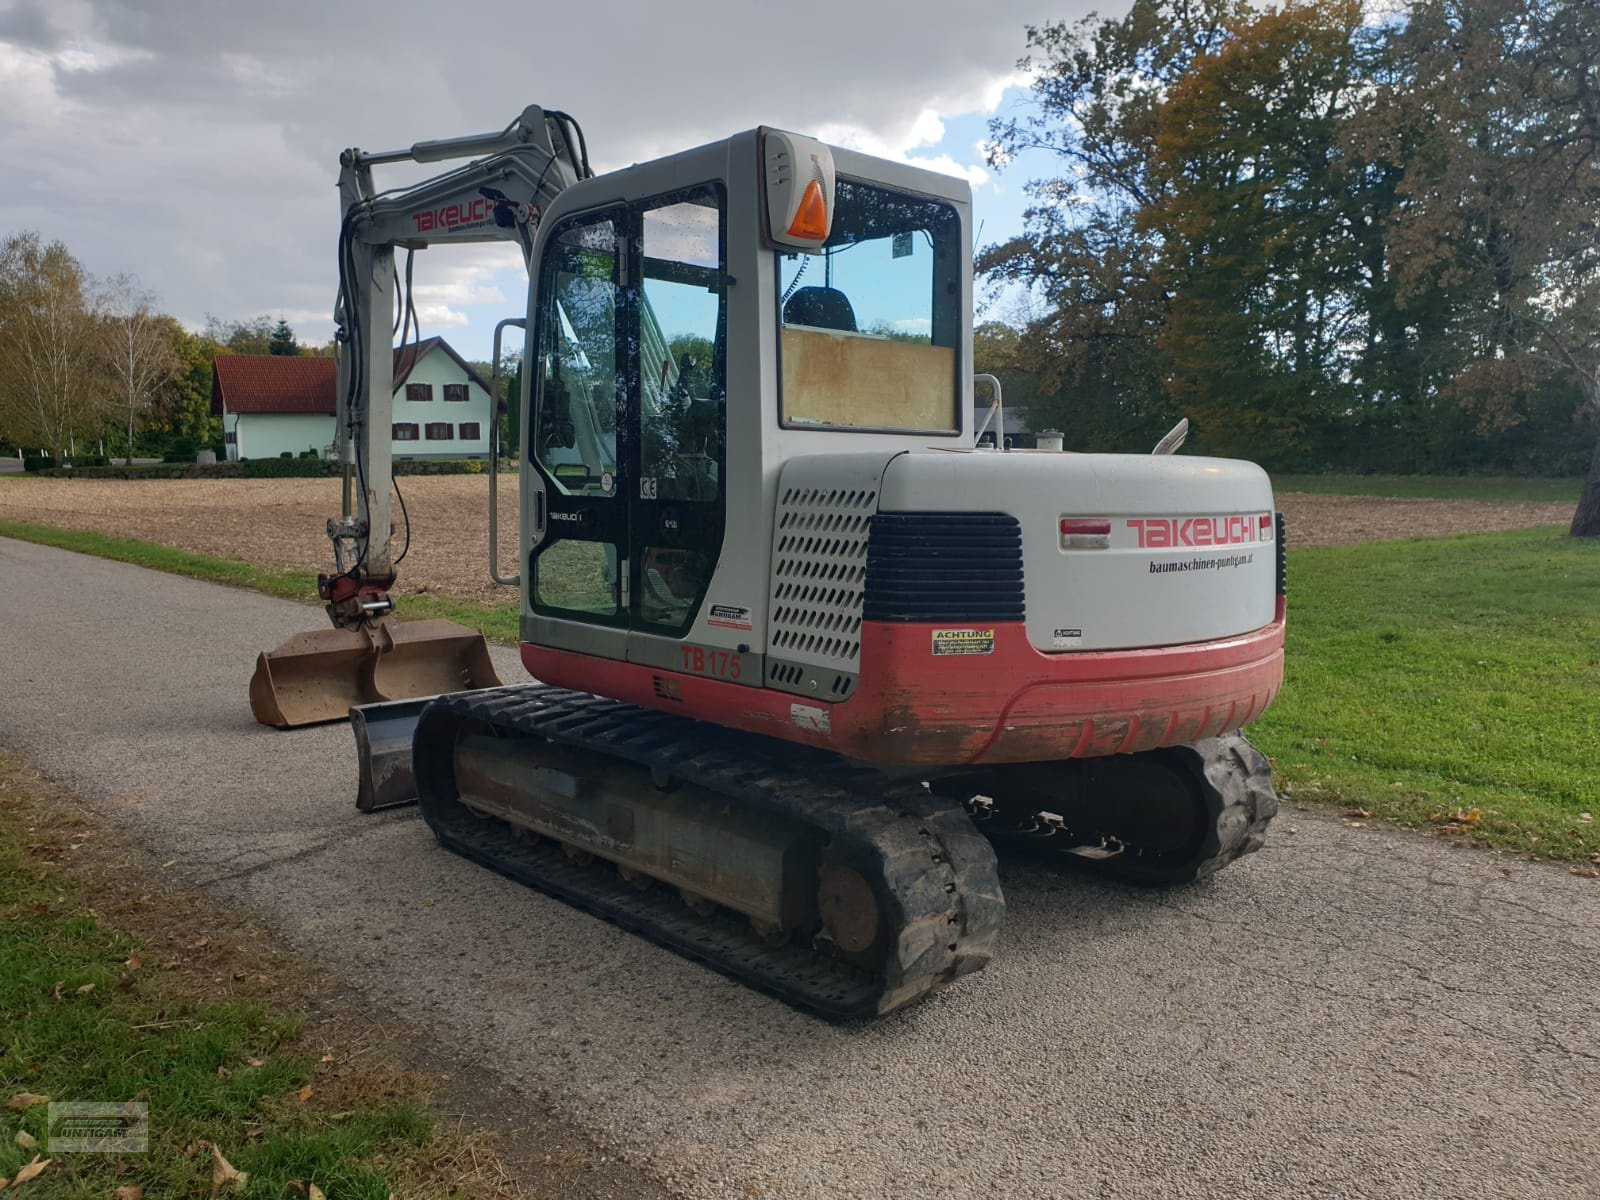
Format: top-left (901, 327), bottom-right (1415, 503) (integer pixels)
top-left (0, 0), bottom-right (1098, 359)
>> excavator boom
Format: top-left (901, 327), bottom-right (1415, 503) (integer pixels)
top-left (249, 106), bottom-right (587, 727)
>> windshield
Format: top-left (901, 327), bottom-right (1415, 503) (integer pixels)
top-left (776, 179), bottom-right (961, 433)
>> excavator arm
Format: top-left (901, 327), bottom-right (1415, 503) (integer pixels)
top-left (248, 105), bottom-right (588, 728)
top-left (327, 104), bottom-right (587, 612)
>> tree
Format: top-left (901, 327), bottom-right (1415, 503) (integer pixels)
top-left (1138, 1), bottom-right (1376, 462)
top-left (0, 232), bottom-right (104, 462)
top-left (1376, 0), bottom-right (1600, 531)
top-left (982, 2), bottom-right (1246, 453)
top-left (154, 323), bottom-right (225, 455)
top-left (204, 315), bottom-right (275, 356)
top-left (97, 274), bottom-right (181, 464)
top-left (268, 318), bottom-right (300, 356)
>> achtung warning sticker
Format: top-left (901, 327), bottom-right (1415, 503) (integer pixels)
top-left (707, 603), bottom-right (753, 631)
top-left (931, 627), bottom-right (995, 656)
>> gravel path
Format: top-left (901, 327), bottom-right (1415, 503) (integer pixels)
top-left (2, 537), bottom-right (1596, 1200)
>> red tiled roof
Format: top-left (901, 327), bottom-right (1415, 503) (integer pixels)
top-left (212, 339), bottom-right (490, 417)
top-left (212, 355), bottom-right (336, 415)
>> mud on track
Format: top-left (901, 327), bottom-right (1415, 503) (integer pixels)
top-left (0, 475), bottom-right (1576, 603)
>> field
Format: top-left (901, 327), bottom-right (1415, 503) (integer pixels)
top-left (0, 474), bottom-right (1580, 598)
top-left (0, 476), bottom-right (521, 604)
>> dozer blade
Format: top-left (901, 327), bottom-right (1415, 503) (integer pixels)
top-left (249, 618), bottom-right (501, 729)
top-left (350, 695), bottom-right (431, 811)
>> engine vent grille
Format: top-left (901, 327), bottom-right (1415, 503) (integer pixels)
top-left (865, 512), bottom-right (1025, 622)
top-left (768, 485), bottom-right (875, 668)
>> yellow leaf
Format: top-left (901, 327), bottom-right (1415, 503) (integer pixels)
top-left (116, 1187), bottom-right (145, 1200)
top-left (12, 1156), bottom-right (51, 1186)
top-left (125, 955), bottom-right (142, 970)
top-left (210, 1144), bottom-right (248, 1194)
top-left (245, 1058), bottom-right (264, 1069)
top-left (14, 1131), bottom-right (36, 1150)
top-left (4, 1094), bottom-right (48, 1111)
top-left (74, 983), bottom-right (94, 996)
top-left (309, 1186), bottom-right (327, 1200)
top-left (298, 1084), bottom-right (314, 1103)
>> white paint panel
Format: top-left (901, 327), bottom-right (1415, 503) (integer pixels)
top-left (879, 450), bottom-right (1278, 652)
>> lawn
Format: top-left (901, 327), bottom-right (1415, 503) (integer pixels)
top-left (1251, 527), bottom-right (1600, 860)
top-left (1272, 473), bottom-right (1583, 503)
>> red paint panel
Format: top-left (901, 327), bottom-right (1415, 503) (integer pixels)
top-left (522, 598), bottom-right (1286, 769)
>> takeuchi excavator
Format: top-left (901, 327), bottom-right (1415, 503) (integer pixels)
top-left (249, 106), bottom-right (1286, 1017)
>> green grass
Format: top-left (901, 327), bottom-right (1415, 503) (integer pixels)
top-left (1271, 473), bottom-right (1583, 502)
top-left (1252, 527), bottom-right (1600, 859)
top-left (0, 764), bottom-right (440, 1198)
top-left (0, 518), bottom-right (519, 643)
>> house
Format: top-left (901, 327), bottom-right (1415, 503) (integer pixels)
top-left (212, 337), bottom-right (496, 461)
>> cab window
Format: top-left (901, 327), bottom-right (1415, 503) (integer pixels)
top-left (777, 179), bottom-right (961, 433)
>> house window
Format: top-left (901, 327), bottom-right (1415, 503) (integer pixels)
top-left (444, 383), bottom-right (469, 403)
top-left (425, 422), bottom-right (453, 440)
top-left (459, 422), bottom-right (482, 440)
top-left (224, 431), bottom-right (237, 444)
top-left (393, 423), bottom-right (420, 441)
top-left (406, 383), bottom-right (432, 403)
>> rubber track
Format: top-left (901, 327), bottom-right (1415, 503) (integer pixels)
top-left (412, 684), bottom-right (1004, 1018)
top-left (997, 732), bottom-right (1279, 887)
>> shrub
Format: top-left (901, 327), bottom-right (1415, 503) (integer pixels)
top-left (162, 442), bottom-right (200, 464)
top-left (23, 455), bottom-right (55, 472)
top-left (241, 457), bottom-right (339, 479)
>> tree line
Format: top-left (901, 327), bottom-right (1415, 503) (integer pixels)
top-left (0, 230), bottom-right (319, 466)
top-left (980, 0), bottom-right (1598, 533)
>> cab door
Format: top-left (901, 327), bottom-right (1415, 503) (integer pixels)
top-left (527, 207), bottom-right (630, 661)
top-left (629, 186), bottom-right (727, 645)
top-left (527, 187), bottom-right (727, 661)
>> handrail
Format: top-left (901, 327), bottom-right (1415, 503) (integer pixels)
top-left (973, 374), bottom-right (1004, 449)
top-left (489, 317), bottom-right (526, 586)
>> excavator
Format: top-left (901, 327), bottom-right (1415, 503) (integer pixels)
top-left (249, 106), bottom-right (1286, 1017)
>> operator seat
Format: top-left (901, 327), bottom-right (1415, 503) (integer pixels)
top-left (783, 286), bottom-right (858, 333)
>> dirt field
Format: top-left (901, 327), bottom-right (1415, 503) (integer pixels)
top-left (0, 475), bottom-right (1576, 603)
top-left (0, 475), bottom-right (520, 603)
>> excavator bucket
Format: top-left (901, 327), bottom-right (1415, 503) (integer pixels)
top-left (249, 618), bottom-right (501, 729)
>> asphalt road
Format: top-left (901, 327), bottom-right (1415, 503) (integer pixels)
top-left (2, 536), bottom-right (1596, 1200)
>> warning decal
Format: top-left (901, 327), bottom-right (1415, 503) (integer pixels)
top-left (707, 604), bottom-right (753, 631)
top-left (931, 628), bottom-right (995, 656)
